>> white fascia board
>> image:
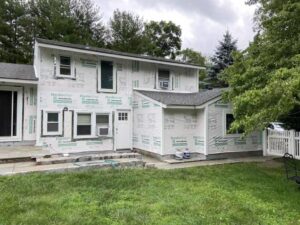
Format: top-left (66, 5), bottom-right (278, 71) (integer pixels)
top-left (134, 91), bottom-right (166, 108)
top-left (0, 78), bottom-right (38, 84)
top-left (37, 43), bottom-right (204, 70)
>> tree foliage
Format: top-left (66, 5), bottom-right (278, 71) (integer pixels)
top-left (223, 0), bottom-right (300, 133)
top-left (208, 31), bottom-right (237, 86)
top-left (107, 10), bottom-right (145, 54)
top-left (144, 21), bottom-right (182, 59)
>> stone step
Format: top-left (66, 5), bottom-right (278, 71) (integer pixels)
top-left (36, 152), bottom-right (142, 165)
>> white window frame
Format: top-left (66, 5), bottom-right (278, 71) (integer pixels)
top-left (96, 113), bottom-right (112, 137)
top-left (74, 112), bottom-right (95, 139)
top-left (56, 55), bottom-right (75, 79)
top-left (156, 68), bottom-right (172, 91)
top-left (223, 110), bottom-right (243, 137)
top-left (43, 110), bottom-right (63, 136)
top-left (98, 60), bottom-right (116, 93)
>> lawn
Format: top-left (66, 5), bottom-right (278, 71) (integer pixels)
top-left (0, 161), bottom-right (299, 225)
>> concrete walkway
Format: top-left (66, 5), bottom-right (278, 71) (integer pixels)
top-left (0, 155), bottom-right (274, 176)
top-left (142, 155), bottom-right (273, 169)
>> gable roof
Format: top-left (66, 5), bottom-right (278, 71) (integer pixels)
top-left (36, 38), bottom-right (204, 69)
top-left (0, 63), bottom-right (37, 81)
top-left (137, 89), bottom-right (224, 107)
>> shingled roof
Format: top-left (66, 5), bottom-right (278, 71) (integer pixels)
top-left (0, 63), bottom-right (37, 81)
top-left (137, 89), bottom-right (224, 106)
top-left (36, 38), bottom-right (203, 69)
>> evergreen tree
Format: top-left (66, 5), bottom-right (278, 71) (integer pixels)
top-left (208, 31), bottom-right (237, 86)
top-left (0, 0), bottom-right (32, 63)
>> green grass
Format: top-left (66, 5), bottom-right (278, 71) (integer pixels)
top-left (0, 162), bottom-right (300, 225)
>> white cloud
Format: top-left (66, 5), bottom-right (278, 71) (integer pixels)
top-left (94, 0), bottom-right (257, 56)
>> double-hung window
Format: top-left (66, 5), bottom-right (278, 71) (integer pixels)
top-left (43, 111), bottom-right (62, 136)
top-left (76, 113), bottom-right (92, 136)
top-left (99, 61), bottom-right (116, 92)
top-left (55, 55), bottom-right (74, 78)
top-left (158, 69), bottom-right (170, 90)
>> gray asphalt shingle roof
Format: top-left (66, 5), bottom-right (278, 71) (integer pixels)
top-left (137, 89), bottom-right (224, 106)
top-left (0, 63), bottom-right (37, 81)
top-left (36, 38), bottom-right (203, 69)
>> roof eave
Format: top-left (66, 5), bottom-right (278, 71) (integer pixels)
top-left (36, 39), bottom-right (204, 70)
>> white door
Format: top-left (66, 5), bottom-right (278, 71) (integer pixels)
top-left (115, 110), bottom-right (131, 150)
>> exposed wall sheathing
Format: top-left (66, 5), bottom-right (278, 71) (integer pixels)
top-left (163, 108), bottom-right (205, 155)
top-left (207, 101), bottom-right (262, 154)
top-left (37, 49), bottom-right (132, 153)
top-left (23, 85), bottom-right (37, 141)
top-left (132, 93), bottom-right (162, 154)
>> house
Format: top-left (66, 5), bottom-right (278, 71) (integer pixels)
top-left (0, 38), bottom-right (262, 159)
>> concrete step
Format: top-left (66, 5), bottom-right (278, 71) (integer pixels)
top-left (0, 158), bottom-right (145, 176)
top-left (163, 155), bottom-right (207, 164)
top-left (36, 152), bottom-right (142, 165)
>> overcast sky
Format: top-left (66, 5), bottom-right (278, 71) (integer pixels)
top-left (93, 0), bottom-right (257, 56)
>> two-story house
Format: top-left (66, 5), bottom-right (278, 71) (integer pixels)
top-left (0, 39), bottom-right (262, 159)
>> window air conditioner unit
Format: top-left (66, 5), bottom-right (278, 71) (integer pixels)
top-left (159, 80), bottom-right (169, 89)
top-left (97, 126), bottom-right (109, 136)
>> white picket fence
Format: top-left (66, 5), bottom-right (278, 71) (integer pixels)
top-left (263, 129), bottom-right (300, 159)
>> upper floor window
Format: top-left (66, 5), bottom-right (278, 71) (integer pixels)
top-left (55, 55), bottom-right (75, 79)
top-left (132, 61), bottom-right (139, 72)
top-left (98, 61), bottom-right (116, 93)
top-left (158, 69), bottom-right (170, 90)
top-left (60, 56), bottom-right (71, 75)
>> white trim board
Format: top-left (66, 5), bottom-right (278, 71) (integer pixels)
top-left (37, 43), bottom-right (204, 70)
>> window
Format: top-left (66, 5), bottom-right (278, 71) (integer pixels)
top-left (118, 112), bottom-right (128, 121)
top-left (226, 114), bottom-right (244, 135)
top-left (43, 111), bottom-right (62, 136)
top-left (132, 61), bottom-right (139, 72)
top-left (100, 61), bottom-right (115, 91)
top-left (96, 114), bottom-right (109, 136)
top-left (158, 69), bottom-right (170, 90)
top-left (77, 113), bottom-right (92, 136)
top-left (60, 56), bottom-right (71, 76)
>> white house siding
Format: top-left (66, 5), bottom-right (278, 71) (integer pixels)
top-left (23, 85), bottom-right (37, 141)
top-left (132, 93), bottom-right (163, 155)
top-left (163, 108), bottom-right (205, 155)
top-left (132, 62), bottom-right (199, 93)
top-left (36, 48), bottom-right (132, 153)
top-left (207, 100), bottom-right (262, 154)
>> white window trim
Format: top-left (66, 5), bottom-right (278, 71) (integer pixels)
top-left (98, 60), bottom-right (116, 93)
top-left (96, 113), bottom-right (112, 137)
top-left (56, 54), bottom-right (75, 79)
top-left (74, 111), bottom-right (113, 139)
top-left (0, 86), bottom-right (23, 142)
top-left (156, 68), bottom-right (173, 91)
top-left (43, 110), bottom-right (63, 136)
top-left (223, 110), bottom-right (243, 137)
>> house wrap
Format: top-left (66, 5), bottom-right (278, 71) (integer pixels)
top-left (0, 39), bottom-right (262, 158)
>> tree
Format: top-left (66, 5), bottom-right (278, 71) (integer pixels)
top-left (208, 31), bottom-right (237, 86)
top-left (144, 21), bottom-right (182, 59)
top-left (107, 10), bottom-right (145, 54)
top-left (0, 0), bottom-right (32, 63)
top-left (178, 48), bottom-right (206, 80)
top-left (223, 0), bottom-right (300, 134)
